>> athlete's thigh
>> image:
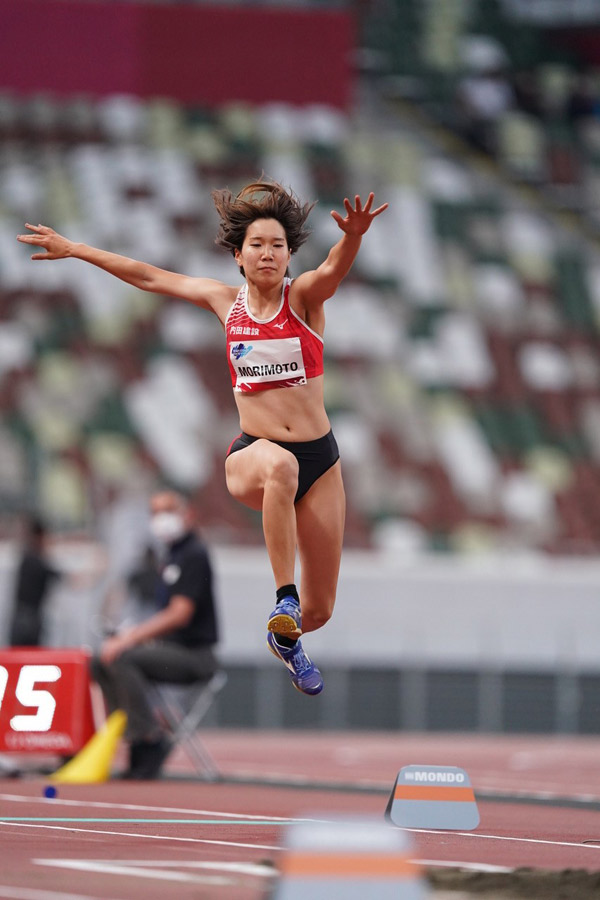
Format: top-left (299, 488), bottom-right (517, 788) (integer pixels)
top-left (296, 461), bottom-right (345, 624)
top-left (225, 439), bottom-right (297, 511)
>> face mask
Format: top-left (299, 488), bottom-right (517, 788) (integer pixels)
top-left (149, 512), bottom-right (186, 544)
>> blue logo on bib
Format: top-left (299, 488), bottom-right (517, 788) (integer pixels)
top-left (232, 343), bottom-right (253, 360)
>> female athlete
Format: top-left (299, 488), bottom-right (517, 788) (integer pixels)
top-left (18, 180), bottom-right (388, 695)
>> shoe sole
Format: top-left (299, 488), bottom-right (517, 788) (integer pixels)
top-left (267, 612), bottom-right (302, 638)
top-left (291, 678), bottom-right (323, 696)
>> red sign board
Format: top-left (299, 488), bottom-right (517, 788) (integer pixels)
top-left (0, 2), bottom-right (353, 108)
top-left (0, 649), bottom-right (95, 755)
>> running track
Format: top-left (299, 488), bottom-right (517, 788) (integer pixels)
top-left (1, 730), bottom-right (600, 899)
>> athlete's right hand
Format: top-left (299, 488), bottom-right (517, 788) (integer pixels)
top-left (16, 223), bottom-right (73, 260)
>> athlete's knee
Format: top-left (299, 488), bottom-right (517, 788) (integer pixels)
top-left (302, 602), bottom-right (334, 633)
top-left (265, 450), bottom-right (299, 494)
top-left (225, 469), bottom-right (247, 502)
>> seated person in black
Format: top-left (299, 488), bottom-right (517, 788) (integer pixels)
top-left (91, 490), bottom-right (219, 779)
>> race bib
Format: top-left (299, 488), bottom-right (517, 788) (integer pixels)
top-left (229, 338), bottom-right (306, 390)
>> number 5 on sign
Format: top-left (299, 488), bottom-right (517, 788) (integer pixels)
top-left (0, 649), bottom-right (95, 755)
top-left (0, 664), bottom-right (61, 732)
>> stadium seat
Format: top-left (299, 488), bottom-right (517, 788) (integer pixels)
top-left (497, 110), bottom-right (546, 182)
top-left (2, 84), bottom-right (600, 553)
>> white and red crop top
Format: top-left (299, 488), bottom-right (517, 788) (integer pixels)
top-left (225, 278), bottom-right (324, 394)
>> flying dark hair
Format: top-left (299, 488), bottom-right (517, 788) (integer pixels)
top-left (211, 180), bottom-right (314, 270)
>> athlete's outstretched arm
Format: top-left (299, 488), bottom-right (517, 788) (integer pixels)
top-left (293, 193), bottom-right (388, 308)
top-left (16, 224), bottom-right (230, 313)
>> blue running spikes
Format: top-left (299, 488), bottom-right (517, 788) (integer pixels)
top-left (267, 632), bottom-right (323, 695)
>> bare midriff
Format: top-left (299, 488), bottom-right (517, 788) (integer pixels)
top-left (233, 375), bottom-right (330, 441)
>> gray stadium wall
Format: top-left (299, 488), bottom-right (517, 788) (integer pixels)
top-left (1, 544), bottom-right (600, 734)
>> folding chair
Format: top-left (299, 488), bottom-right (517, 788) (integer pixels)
top-left (150, 670), bottom-right (227, 781)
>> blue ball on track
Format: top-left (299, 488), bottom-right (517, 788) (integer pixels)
top-left (43, 785), bottom-right (57, 799)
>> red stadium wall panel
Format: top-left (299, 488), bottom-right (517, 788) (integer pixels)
top-left (0, 648), bottom-right (95, 755)
top-left (1, 1), bottom-right (355, 108)
top-left (548, 27), bottom-right (600, 67)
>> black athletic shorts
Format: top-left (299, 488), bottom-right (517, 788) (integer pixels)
top-left (226, 429), bottom-right (340, 503)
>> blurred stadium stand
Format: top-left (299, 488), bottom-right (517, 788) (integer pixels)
top-left (2, 2), bottom-right (600, 556)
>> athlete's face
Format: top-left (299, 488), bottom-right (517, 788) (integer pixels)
top-left (235, 218), bottom-right (291, 282)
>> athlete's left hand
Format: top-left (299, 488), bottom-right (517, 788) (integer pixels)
top-left (330, 193), bottom-right (388, 236)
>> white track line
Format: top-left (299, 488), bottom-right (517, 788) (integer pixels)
top-left (34, 859), bottom-right (276, 886)
top-left (477, 785), bottom-right (600, 803)
top-left (0, 821), bottom-right (280, 851)
top-left (416, 859), bottom-right (513, 873)
top-left (1, 817), bottom-right (597, 854)
top-left (3, 791), bottom-right (598, 854)
top-left (0, 888), bottom-right (129, 900)
top-left (0, 793), bottom-right (309, 822)
top-left (36, 860), bottom-right (276, 876)
top-left (410, 827), bottom-right (600, 850)
top-left (39, 865), bottom-right (228, 888)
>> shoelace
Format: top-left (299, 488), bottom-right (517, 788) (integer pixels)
top-left (289, 644), bottom-right (313, 676)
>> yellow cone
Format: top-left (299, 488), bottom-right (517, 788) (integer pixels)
top-left (51, 710), bottom-right (127, 784)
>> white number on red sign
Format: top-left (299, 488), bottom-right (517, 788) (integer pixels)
top-left (0, 664), bottom-right (62, 732)
top-left (0, 667), bottom-right (7, 714)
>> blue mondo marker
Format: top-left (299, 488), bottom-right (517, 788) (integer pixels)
top-left (386, 765), bottom-right (480, 831)
top-left (43, 785), bottom-right (57, 799)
